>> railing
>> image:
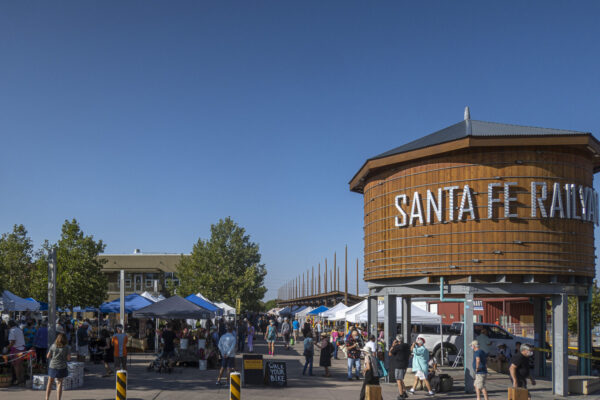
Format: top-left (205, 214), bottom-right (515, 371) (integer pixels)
top-left (106, 282), bottom-right (163, 293)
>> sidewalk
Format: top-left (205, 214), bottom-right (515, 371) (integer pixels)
top-left (0, 336), bottom-right (594, 399)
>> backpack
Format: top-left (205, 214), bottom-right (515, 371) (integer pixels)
top-left (430, 375), bottom-right (441, 392)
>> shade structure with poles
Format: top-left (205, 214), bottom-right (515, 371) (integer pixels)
top-left (132, 295), bottom-right (214, 319)
top-left (184, 294), bottom-right (223, 316)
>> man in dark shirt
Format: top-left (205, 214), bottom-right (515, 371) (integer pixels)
top-left (389, 334), bottom-right (411, 399)
top-left (510, 344), bottom-right (536, 389)
top-left (472, 340), bottom-right (489, 400)
top-left (161, 324), bottom-right (176, 359)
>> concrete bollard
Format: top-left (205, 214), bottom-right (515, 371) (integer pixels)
top-left (230, 372), bottom-right (241, 400)
top-left (116, 370), bottom-right (127, 400)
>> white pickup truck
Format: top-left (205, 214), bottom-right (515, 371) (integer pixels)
top-left (410, 322), bottom-right (535, 364)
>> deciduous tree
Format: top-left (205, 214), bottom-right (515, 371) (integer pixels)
top-left (0, 224), bottom-right (34, 297)
top-left (174, 217), bottom-right (267, 311)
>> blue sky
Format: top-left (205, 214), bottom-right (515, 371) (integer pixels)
top-left (1, 1), bottom-right (599, 300)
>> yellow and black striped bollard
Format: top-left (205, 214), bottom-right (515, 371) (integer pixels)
top-left (116, 370), bottom-right (127, 400)
top-left (230, 372), bottom-right (241, 400)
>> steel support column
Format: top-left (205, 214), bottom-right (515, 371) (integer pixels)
top-left (577, 288), bottom-right (592, 376)
top-left (384, 293), bottom-right (397, 370)
top-left (401, 297), bottom-right (411, 345)
top-left (464, 293), bottom-right (474, 394)
top-left (368, 296), bottom-right (378, 338)
top-left (533, 297), bottom-right (547, 377)
top-left (552, 293), bottom-right (568, 396)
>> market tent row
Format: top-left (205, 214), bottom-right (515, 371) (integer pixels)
top-left (185, 293), bottom-right (223, 316)
top-left (99, 294), bottom-right (153, 314)
top-left (343, 299), bottom-right (441, 324)
top-left (1, 291), bottom-right (40, 312)
top-left (266, 307), bottom-right (282, 315)
top-left (295, 306), bottom-right (313, 318)
top-left (292, 305), bottom-right (308, 316)
top-left (25, 297), bottom-right (48, 311)
top-left (132, 295), bottom-right (214, 319)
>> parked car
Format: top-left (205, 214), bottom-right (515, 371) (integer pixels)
top-left (410, 322), bottom-right (535, 365)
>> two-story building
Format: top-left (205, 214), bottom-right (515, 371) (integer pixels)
top-left (100, 250), bottom-right (186, 301)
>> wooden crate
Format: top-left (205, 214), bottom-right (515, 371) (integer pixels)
top-left (365, 384), bottom-right (382, 400)
top-left (507, 387), bottom-right (529, 400)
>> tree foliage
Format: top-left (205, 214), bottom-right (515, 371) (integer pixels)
top-left (0, 224), bottom-right (34, 297)
top-left (173, 217), bottom-right (267, 311)
top-left (568, 281), bottom-right (600, 333)
top-left (261, 299), bottom-right (279, 312)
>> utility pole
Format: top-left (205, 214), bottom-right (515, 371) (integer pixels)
top-left (356, 258), bottom-right (359, 295)
top-left (47, 248), bottom-right (57, 347)
top-left (345, 245), bottom-right (348, 305)
top-left (325, 258), bottom-right (328, 293)
top-left (120, 270), bottom-right (125, 327)
top-left (318, 263), bottom-right (321, 294)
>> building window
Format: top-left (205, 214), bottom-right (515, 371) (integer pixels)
top-left (164, 272), bottom-right (180, 287)
top-left (450, 314), bottom-right (454, 319)
top-left (145, 273), bottom-right (158, 289)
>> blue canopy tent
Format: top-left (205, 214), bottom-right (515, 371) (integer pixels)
top-left (307, 305), bottom-right (329, 315)
top-left (26, 298), bottom-right (48, 311)
top-left (72, 306), bottom-right (99, 313)
top-left (99, 294), bottom-right (153, 314)
top-left (184, 294), bottom-right (223, 316)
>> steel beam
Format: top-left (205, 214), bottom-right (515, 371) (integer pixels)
top-left (384, 293), bottom-right (397, 371)
top-left (370, 283), bottom-right (587, 297)
top-left (578, 289), bottom-right (592, 376)
top-left (401, 297), bottom-right (411, 349)
top-left (533, 297), bottom-right (547, 377)
top-left (552, 293), bottom-right (568, 396)
top-left (464, 293), bottom-right (474, 393)
top-left (368, 296), bottom-right (378, 338)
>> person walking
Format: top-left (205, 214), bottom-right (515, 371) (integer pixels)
top-left (292, 318), bottom-right (300, 343)
top-left (389, 334), bottom-right (411, 400)
top-left (76, 320), bottom-right (89, 362)
top-left (33, 320), bottom-right (49, 365)
top-left (111, 324), bottom-right (128, 372)
top-left (346, 329), bottom-right (362, 380)
top-left (99, 329), bottom-right (114, 377)
top-left (216, 325), bottom-right (236, 386)
top-left (330, 329), bottom-right (339, 359)
top-left (409, 337), bottom-right (434, 396)
top-left (45, 333), bottom-right (71, 400)
top-left (316, 332), bottom-right (334, 377)
top-left (237, 319), bottom-right (246, 353)
top-left (281, 318), bottom-right (291, 350)
top-left (22, 319), bottom-right (37, 350)
top-left (302, 331), bottom-right (314, 376)
top-left (247, 321), bottom-right (255, 353)
top-left (265, 320), bottom-right (277, 356)
top-left (7, 320), bottom-right (26, 385)
top-left (509, 344), bottom-right (536, 391)
top-left (472, 340), bottom-right (489, 400)
top-left (359, 346), bottom-right (381, 400)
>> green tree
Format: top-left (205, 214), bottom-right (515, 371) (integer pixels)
top-left (568, 282), bottom-right (600, 333)
top-left (51, 219), bottom-right (108, 308)
top-left (0, 224), bottom-right (34, 297)
top-left (174, 217), bottom-right (267, 311)
top-left (261, 299), bottom-right (279, 312)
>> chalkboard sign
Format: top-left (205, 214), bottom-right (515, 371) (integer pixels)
top-left (264, 361), bottom-right (287, 387)
top-left (242, 354), bottom-right (263, 386)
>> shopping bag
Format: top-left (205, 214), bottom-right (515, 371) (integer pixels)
top-left (377, 359), bottom-right (388, 377)
top-left (290, 338), bottom-right (295, 346)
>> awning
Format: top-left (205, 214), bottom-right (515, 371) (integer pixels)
top-left (140, 291), bottom-right (166, 303)
top-left (99, 294), bottom-right (153, 314)
top-left (307, 305), bottom-right (329, 315)
top-left (25, 298), bottom-right (48, 311)
top-left (215, 302), bottom-right (235, 316)
top-left (132, 295), bottom-right (213, 319)
top-left (320, 302), bottom-right (348, 318)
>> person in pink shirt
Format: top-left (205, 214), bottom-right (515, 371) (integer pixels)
top-left (331, 329), bottom-right (340, 359)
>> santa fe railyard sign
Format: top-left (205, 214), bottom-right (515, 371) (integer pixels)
top-left (394, 181), bottom-right (599, 227)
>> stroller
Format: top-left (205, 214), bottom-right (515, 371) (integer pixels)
top-left (147, 350), bottom-right (175, 374)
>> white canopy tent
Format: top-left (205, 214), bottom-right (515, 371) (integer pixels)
top-left (215, 302), bottom-right (235, 316)
top-left (344, 300), bottom-right (369, 323)
top-left (140, 291), bottom-right (166, 303)
top-left (329, 301), bottom-right (365, 321)
top-left (294, 306), bottom-right (314, 320)
top-left (352, 298), bottom-right (441, 324)
top-left (0, 290), bottom-right (40, 312)
top-left (320, 302), bottom-right (348, 318)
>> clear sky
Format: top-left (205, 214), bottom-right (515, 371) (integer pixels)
top-left (1, 2), bottom-right (599, 300)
